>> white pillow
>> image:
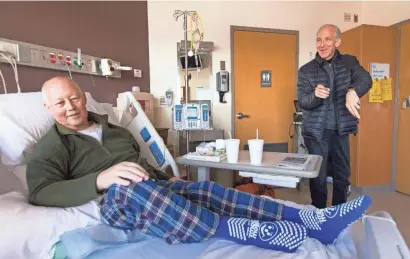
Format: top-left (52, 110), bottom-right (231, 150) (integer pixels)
top-left (0, 92), bottom-right (120, 166)
top-left (85, 92), bottom-right (121, 126)
top-left (0, 192), bottom-right (101, 259)
top-left (0, 92), bottom-right (54, 166)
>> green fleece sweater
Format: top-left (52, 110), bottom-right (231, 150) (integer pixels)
top-left (26, 112), bottom-right (171, 207)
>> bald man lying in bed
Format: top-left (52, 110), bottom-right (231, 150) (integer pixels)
top-left (26, 76), bottom-right (372, 253)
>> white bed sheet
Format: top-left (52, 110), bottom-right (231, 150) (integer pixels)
top-left (0, 191), bottom-right (101, 259)
top-left (0, 143), bottom-right (359, 259)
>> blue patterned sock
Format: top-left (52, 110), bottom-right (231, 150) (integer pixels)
top-left (283, 195), bottom-right (372, 244)
top-left (214, 216), bottom-right (307, 253)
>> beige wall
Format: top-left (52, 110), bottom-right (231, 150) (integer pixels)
top-left (147, 0), bottom-right (409, 149)
top-left (361, 1), bottom-right (410, 26)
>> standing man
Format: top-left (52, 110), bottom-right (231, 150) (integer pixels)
top-left (297, 24), bottom-right (372, 209)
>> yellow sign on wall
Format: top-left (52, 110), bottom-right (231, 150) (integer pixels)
top-left (369, 79), bottom-right (383, 103)
top-left (381, 77), bottom-right (393, 101)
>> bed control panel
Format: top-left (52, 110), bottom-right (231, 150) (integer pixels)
top-left (149, 141), bottom-right (165, 166)
top-left (140, 127), bottom-right (152, 143)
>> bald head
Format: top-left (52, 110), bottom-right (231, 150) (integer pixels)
top-left (42, 76), bottom-right (90, 131)
top-left (42, 77), bottom-right (83, 105)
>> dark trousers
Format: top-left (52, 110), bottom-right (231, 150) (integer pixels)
top-left (304, 129), bottom-right (351, 209)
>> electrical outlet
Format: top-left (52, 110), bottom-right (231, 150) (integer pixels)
top-left (0, 41), bottom-right (19, 61)
top-left (160, 96), bottom-right (167, 106)
top-left (30, 48), bottom-right (39, 63)
top-left (91, 60), bottom-right (98, 73)
top-left (134, 69), bottom-right (142, 78)
top-left (344, 13), bottom-right (352, 22)
top-left (83, 59), bottom-right (92, 72)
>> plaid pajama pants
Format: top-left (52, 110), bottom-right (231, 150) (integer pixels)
top-left (100, 180), bottom-right (284, 245)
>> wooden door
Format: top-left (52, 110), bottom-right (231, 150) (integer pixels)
top-left (339, 26), bottom-right (363, 187)
top-left (232, 28), bottom-right (298, 151)
top-left (396, 23), bottom-right (410, 195)
top-left (340, 25), bottom-right (396, 188)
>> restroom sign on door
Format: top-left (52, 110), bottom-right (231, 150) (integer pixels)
top-left (261, 70), bottom-right (272, 87)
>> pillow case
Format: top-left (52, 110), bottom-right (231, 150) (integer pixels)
top-left (0, 192), bottom-right (101, 259)
top-left (0, 92), bottom-right (121, 166)
top-left (85, 93), bottom-right (121, 126)
top-left (0, 92), bottom-right (54, 166)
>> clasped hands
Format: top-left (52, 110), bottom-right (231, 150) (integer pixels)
top-left (315, 84), bottom-right (360, 119)
top-left (96, 161), bottom-right (182, 191)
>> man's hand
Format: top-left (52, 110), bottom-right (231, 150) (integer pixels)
top-left (96, 162), bottom-right (149, 191)
top-left (315, 84), bottom-right (330, 99)
top-left (346, 89), bottom-right (361, 119)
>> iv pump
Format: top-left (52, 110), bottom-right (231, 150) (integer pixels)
top-left (216, 61), bottom-right (229, 103)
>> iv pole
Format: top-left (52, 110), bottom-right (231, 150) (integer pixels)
top-left (174, 10), bottom-right (196, 180)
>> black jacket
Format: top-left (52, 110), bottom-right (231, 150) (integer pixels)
top-left (297, 50), bottom-right (372, 141)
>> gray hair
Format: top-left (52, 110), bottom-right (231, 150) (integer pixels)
top-left (317, 24), bottom-right (341, 39)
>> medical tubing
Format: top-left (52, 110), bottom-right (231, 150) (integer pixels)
top-left (0, 51), bottom-right (20, 93)
top-left (0, 69), bottom-right (6, 94)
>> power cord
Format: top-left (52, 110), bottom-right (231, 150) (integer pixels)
top-left (0, 69), bottom-right (6, 94)
top-left (288, 122), bottom-right (295, 153)
top-left (190, 11), bottom-right (204, 55)
top-left (11, 56), bottom-right (21, 93)
top-left (289, 122), bottom-right (309, 154)
top-left (62, 61), bottom-right (72, 79)
top-left (295, 125), bottom-right (308, 153)
top-left (90, 74), bottom-right (95, 87)
top-left (0, 51), bottom-right (21, 93)
top-left (203, 128), bottom-right (207, 143)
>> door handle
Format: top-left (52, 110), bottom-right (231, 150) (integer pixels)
top-left (236, 112), bottom-right (249, 119)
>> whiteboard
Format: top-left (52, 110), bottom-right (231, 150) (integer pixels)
top-left (370, 63), bottom-right (390, 79)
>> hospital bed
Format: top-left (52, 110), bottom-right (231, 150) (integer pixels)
top-left (0, 91), bottom-right (409, 259)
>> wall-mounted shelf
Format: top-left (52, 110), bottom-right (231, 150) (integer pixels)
top-left (0, 37), bottom-right (122, 78)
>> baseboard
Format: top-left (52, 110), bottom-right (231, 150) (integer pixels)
top-left (299, 179), bottom-right (396, 194)
top-left (350, 183), bottom-right (394, 194)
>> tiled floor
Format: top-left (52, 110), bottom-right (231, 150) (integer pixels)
top-left (274, 182), bottom-right (410, 246)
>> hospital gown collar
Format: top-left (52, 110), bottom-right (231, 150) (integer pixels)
top-left (56, 112), bottom-right (109, 135)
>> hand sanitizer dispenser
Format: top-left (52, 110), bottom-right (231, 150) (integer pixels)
top-left (216, 61), bottom-right (229, 103)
